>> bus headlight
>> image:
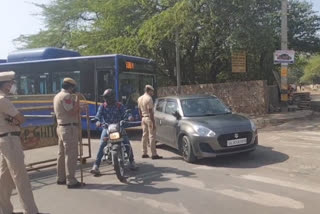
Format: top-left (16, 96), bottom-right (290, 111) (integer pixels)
top-left (109, 132), bottom-right (121, 140)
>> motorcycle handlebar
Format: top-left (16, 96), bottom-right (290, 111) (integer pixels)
top-left (95, 120), bottom-right (132, 129)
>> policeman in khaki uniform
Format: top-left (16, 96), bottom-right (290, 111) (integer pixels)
top-left (54, 77), bottom-right (84, 189)
top-left (0, 71), bottom-right (41, 214)
top-left (138, 85), bottom-right (162, 159)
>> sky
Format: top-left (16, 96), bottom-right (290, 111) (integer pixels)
top-left (0, 0), bottom-right (320, 59)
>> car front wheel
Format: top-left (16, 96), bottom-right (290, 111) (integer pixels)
top-left (181, 135), bottom-right (196, 163)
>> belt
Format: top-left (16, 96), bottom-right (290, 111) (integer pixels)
top-left (59, 123), bottom-right (78, 126)
top-left (142, 116), bottom-right (149, 118)
top-left (0, 132), bottom-right (21, 137)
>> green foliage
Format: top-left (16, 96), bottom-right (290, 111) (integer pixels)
top-left (288, 55), bottom-right (308, 84)
top-left (301, 55), bottom-right (320, 83)
top-left (13, 0), bottom-right (320, 86)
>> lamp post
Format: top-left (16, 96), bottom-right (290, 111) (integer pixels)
top-left (280, 0), bottom-right (288, 111)
top-left (176, 30), bottom-right (181, 94)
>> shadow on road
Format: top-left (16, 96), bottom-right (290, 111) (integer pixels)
top-left (155, 143), bottom-right (289, 169)
top-left (27, 160), bottom-right (195, 195)
top-left (196, 145), bottom-right (289, 168)
top-left (82, 162), bottom-right (194, 194)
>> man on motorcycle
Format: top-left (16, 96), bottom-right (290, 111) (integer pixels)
top-left (90, 89), bottom-right (137, 176)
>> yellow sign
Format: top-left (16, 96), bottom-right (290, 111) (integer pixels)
top-left (281, 94), bottom-right (288, 102)
top-left (21, 125), bottom-right (58, 150)
top-left (281, 67), bottom-right (288, 76)
top-left (232, 51), bottom-right (246, 73)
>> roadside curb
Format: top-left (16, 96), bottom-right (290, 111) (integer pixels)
top-left (247, 110), bottom-right (314, 129)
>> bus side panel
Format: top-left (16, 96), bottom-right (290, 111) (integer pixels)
top-left (13, 102), bottom-right (55, 127)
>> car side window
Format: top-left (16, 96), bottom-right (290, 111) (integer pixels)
top-left (155, 99), bottom-right (165, 112)
top-left (164, 100), bottom-right (178, 115)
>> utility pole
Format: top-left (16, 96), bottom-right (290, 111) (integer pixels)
top-left (176, 30), bottom-right (181, 95)
top-left (280, 0), bottom-right (288, 111)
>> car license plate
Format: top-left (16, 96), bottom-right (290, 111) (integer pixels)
top-left (227, 138), bottom-right (247, 147)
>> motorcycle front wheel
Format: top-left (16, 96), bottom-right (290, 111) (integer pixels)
top-left (112, 144), bottom-right (126, 182)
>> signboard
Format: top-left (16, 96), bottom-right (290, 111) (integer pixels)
top-left (125, 61), bottom-right (135, 70)
top-left (232, 51), bottom-right (246, 73)
top-left (21, 124), bottom-right (58, 150)
top-left (274, 50), bottom-right (295, 64)
top-left (281, 94), bottom-right (288, 102)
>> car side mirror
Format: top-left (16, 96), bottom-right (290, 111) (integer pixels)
top-left (172, 111), bottom-right (181, 120)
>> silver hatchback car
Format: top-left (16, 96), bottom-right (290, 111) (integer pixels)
top-left (154, 95), bottom-right (258, 163)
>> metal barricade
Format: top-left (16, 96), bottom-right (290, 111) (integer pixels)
top-left (11, 94), bottom-right (92, 171)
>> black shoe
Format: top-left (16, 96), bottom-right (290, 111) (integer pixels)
top-left (151, 155), bottom-right (163, 160)
top-left (67, 182), bottom-right (85, 189)
top-left (12, 212), bottom-right (24, 214)
top-left (142, 154), bottom-right (150, 158)
top-left (57, 180), bottom-right (66, 185)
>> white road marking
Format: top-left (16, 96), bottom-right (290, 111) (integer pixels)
top-left (193, 165), bottom-right (226, 171)
top-left (161, 173), bottom-right (305, 209)
top-left (162, 173), bottom-right (208, 190)
top-left (127, 197), bottom-right (191, 214)
top-left (88, 171), bottom-right (309, 210)
top-left (216, 188), bottom-right (304, 209)
top-left (241, 174), bottom-right (320, 194)
top-left (265, 165), bottom-right (299, 174)
top-left (89, 179), bottom-right (191, 214)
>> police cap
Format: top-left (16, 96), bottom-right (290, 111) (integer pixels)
top-left (63, 77), bottom-right (77, 86)
top-left (145, 85), bottom-right (154, 91)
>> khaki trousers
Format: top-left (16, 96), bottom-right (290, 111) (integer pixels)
top-left (141, 117), bottom-right (157, 156)
top-left (56, 125), bottom-right (79, 185)
top-left (0, 136), bottom-right (38, 214)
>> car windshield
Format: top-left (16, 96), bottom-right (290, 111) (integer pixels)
top-left (181, 97), bottom-right (231, 117)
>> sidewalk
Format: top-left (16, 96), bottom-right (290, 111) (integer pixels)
top-left (246, 110), bottom-right (314, 129)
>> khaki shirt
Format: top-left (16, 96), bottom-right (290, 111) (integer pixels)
top-left (138, 93), bottom-right (154, 117)
top-left (0, 90), bottom-right (20, 134)
top-left (53, 89), bottom-right (78, 124)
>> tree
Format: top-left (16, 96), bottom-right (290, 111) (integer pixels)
top-left (14, 0), bottom-right (320, 86)
top-left (301, 55), bottom-right (320, 84)
top-left (288, 55), bottom-right (308, 84)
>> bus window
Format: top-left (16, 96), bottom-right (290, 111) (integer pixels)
top-left (39, 74), bottom-right (48, 94)
top-left (97, 71), bottom-right (114, 101)
top-left (119, 73), bottom-right (154, 108)
top-left (52, 71), bottom-right (80, 93)
top-left (19, 76), bottom-right (34, 95)
top-left (18, 73), bottom-right (50, 95)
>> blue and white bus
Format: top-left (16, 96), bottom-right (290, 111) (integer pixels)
top-left (0, 47), bottom-right (156, 130)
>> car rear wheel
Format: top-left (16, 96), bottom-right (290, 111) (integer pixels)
top-left (181, 135), bottom-right (196, 163)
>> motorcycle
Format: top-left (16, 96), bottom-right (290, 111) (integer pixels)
top-left (92, 117), bottom-right (133, 182)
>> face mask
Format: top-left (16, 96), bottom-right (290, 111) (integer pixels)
top-left (9, 84), bottom-right (17, 95)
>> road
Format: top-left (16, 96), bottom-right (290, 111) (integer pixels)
top-left (11, 117), bottom-right (320, 214)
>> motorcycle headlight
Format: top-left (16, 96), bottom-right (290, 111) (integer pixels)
top-left (250, 120), bottom-right (257, 132)
top-left (109, 132), bottom-right (121, 140)
top-left (194, 125), bottom-right (216, 137)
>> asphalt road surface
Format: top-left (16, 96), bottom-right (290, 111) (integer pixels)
top-left (11, 117), bottom-right (320, 214)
